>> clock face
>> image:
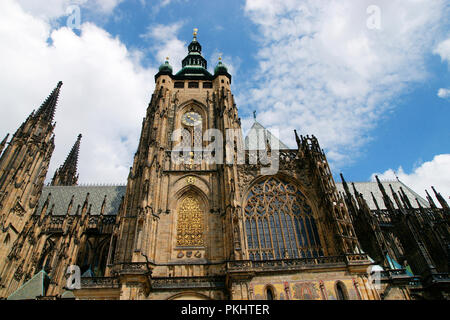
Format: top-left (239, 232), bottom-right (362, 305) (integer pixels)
top-left (182, 112), bottom-right (202, 127)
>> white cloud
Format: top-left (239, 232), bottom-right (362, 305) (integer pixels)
top-left (141, 22), bottom-right (187, 71)
top-left (434, 38), bottom-right (450, 101)
top-left (160, 0), bottom-right (173, 7)
top-left (17, 0), bottom-right (123, 20)
top-left (0, 0), bottom-right (155, 184)
top-left (438, 88), bottom-right (450, 99)
top-left (150, 0), bottom-right (181, 16)
top-left (371, 154), bottom-right (450, 202)
top-left (243, 0), bottom-right (448, 167)
top-left (434, 38), bottom-right (450, 65)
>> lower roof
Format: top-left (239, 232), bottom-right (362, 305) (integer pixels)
top-left (36, 185), bottom-right (126, 216)
top-left (34, 179), bottom-right (431, 217)
top-left (335, 180), bottom-right (430, 210)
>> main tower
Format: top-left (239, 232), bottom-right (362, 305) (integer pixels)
top-left (106, 29), bottom-right (240, 300)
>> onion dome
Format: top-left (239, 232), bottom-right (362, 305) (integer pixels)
top-left (214, 56), bottom-right (229, 75)
top-left (158, 57), bottom-right (173, 74)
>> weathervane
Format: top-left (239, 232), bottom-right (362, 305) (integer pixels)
top-left (253, 110), bottom-right (257, 120)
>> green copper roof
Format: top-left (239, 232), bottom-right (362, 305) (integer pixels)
top-left (175, 65), bottom-right (213, 78)
top-left (214, 60), bottom-right (228, 75)
top-left (7, 270), bottom-right (50, 300)
top-left (159, 60), bottom-right (173, 73)
top-left (156, 29), bottom-right (231, 81)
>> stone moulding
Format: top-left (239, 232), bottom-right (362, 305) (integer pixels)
top-left (151, 276), bottom-right (226, 290)
top-left (79, 275), bottom-right (226, 291)
top-left (226, 254), bottom-right (371, 273)
top-left (80, 277), bottom-right (120, 289)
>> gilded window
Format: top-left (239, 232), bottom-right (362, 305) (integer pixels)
top-left (244, 177), bottom-right (323, 260)
top-left (176, 195), bottom-right (204, 247)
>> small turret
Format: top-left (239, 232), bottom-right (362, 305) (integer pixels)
top-left (431, 186), bottom-right (449, 209)
top-left (51, 134), bottom-right (82, 186)
top-left (157, 57), bottom-right (173, 75)
top-left (214, 56), bottom-right (228, 75)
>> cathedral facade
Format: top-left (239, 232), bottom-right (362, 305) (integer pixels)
top-left (0, 32), bottom-right (449, 300)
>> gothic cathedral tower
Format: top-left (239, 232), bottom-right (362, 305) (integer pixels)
top-left (106, 30), bottom-right (375, 300)
top-left (0, 82), bottom-right (61, 293)
top-left (108, 29), bottom-right (243, 299)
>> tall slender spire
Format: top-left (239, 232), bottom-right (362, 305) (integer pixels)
top-left (51, 134), bottom-right (82, 186)
top-left (34, 81), bottom-right (63, 124)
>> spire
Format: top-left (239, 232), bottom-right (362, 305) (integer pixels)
top-left (0, 133), bottom-right (9, 156)
top-left (193, 28), bottom-right (198, 41)
top-left (51, 134), bottom-right (82, 186)
top-left (425, 189), bottom-right (437, 209)
top-left (189, 28), bottom-right (201, 53)
top-left (371, 192), bottom-right (381, 211)
top-left (399, 187), bottom-right (413, 209)
top-left (181, 28), bottom-right (207, 70)
top-left (34, 81), bottom-right (63, 124)
top-left (431, 186), bottom-right (449, 209)
top-left (375, 175), bottom-right (395, 212)
top-left (340, 173), bottom-right (352, 198)
top-left (294, 129), bottom-right (301, 148)
top-left (389, 184), bottom-right (403, 210)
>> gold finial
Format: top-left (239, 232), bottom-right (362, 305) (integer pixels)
top-left (166, 56), bottom-right (169, 61)
top-left (193, 28), bottom-right (198, 38)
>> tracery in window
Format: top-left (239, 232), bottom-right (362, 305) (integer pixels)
top-left (244, 177), bottom-right (323, 260)
top-left (176, 195), bottom-right (204, 247)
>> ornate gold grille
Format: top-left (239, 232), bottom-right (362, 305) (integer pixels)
top-left (176, 195), bottom-right (204, 247)
top-left (244, 177), bottom-right (323, 260)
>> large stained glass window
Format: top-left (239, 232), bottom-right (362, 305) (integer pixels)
top-left (176, 195), bottom-right (204, 247)
top-left (244, 177), bottom-right (323, 260)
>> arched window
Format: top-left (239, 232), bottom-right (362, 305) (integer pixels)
top-left (244, 177), bottom-right (323, 260)
top-left (37, 238), bottom-right (55, 273)
top-left (266, 286), bottom-right (275, 300)
top-left (335, 281), bottom-right (348, 300)
top-left (176, 195), bottom-right (204, 247)
top-left (77, 239), bottom-right (93, 275)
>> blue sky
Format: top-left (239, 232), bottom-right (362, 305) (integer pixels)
top-left (0, 0), bottom-right (449, 198)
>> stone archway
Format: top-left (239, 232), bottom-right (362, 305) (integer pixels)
top-left (168, 291), bottom-right (211, 300)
